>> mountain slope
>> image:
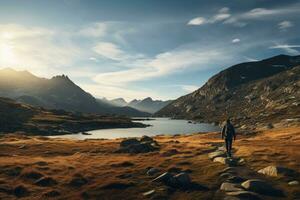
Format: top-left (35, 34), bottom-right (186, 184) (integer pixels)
top-left (127, 97), bottom-right (172, 113)
top-left (156, 55), bottom-right (300, 129)
top-left (0, 68), bottom-right (150, 116)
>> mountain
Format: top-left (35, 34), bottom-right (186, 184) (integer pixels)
top-left (110, 98), bottom-right (127, 107)
top-left (155, 55), bottom-right (300, 129)
top-left (0, 68), bottom-right (150, 117)
top-left (127, 97), bottom-right (173, 114)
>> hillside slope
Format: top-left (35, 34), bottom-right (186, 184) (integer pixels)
top-left (0, 68), bottom-right (149, 117)
top-left (156, 55), bottom-right (300, 129)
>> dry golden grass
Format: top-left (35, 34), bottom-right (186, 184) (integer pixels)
top-left (0, 127), bottom-right (299, 199)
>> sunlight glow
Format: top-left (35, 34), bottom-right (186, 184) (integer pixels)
top-left (0, 40), bottom-right (17, 65)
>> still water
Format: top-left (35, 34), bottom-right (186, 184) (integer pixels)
top-left (52, 118), bottom-right (220, 140)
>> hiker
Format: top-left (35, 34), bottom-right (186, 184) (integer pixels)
top-left (221, 118), bottom-right (236, 157)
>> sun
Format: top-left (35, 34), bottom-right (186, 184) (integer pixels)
top-left (0, 41), bottom-right (16, 65)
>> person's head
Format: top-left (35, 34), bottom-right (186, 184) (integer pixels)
top-left (226, 118), bottom-right (231, 124)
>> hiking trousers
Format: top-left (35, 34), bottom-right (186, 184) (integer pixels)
top-left (225, 138), bottom-right (233, 157)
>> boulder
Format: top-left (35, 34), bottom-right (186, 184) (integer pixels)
top-left (120, 138), bottom-right (140, 147)
top-left (69, 176), bottom-right (88, 187)
top-left (226, 176), bottom-right (246, 183)
top-left (14, 185), bottom-right (29, 197)
top-left (174, 172), bottom-right (191, 187)
top-left (152, 172), bottom-right (172, 183)
top-left (213, 157), bottom-right (237, 166)
top-left (288, 180), bottom-right (299, 186)
top-left (208, 151), bottom-right (226, 159)
top-left (220, 182), bottom-right (244, 192)
top-left (258, 165), bottom-right (294, 177)
top-left (226, 191), bottom-right (261, 200)
top-left (140, 135), bottom-right (154, 143)
top-left (147, 168), bottom-right (160, 176)
top-left (143, 189), bottom-right (155, 197)
top-left (220, 173), bottom-right (233, 179)
top-left (241, 179), bottom-right (284, 196)
top-left (35, 177), bottom-right (57, 187)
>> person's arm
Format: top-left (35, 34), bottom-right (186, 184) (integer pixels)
top-left (221, 125), bottom-right (225, 139)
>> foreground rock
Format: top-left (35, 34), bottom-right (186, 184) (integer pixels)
top-left (208, 151), bottom-right (226, 159)
top-left (241, 179), bottom-right (284, 196)
top-left (213, 157), bottom-right (237, 166)
top-left (258, 165), bottom-right (294, 177)
top-left (152, 172), bottom-right (192, 188)
top-left (220, 182), bottom-right (244, 192)
top-left (226, 191), bottom-right (261, 200)
top-left (116, 136), bottom-right (159, 153)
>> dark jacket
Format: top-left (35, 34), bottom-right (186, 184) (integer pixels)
top-left (221, 123), bottom-right (236, 140)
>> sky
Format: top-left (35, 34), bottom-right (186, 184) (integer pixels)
top-left (0, 0), bottom-right (299, 101)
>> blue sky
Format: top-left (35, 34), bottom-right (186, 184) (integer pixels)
top-left (0, 0), bottom-right (299, 101)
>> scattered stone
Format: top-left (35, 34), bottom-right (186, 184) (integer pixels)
top-left (167, 167), bottom-right (182, 173)
top-left (226, 176), bottom-right (246, 183)
top-left (14, 185), bottom-right (29, 197)
top-left (220, 167), bottom-right (236, 174)
top-left (258, 165), bottom-right (294, 177)
top-left (288, 180), bottom-right (299, 186)
top-left (152, 172), bottom-right (172, 183)
top-left (111, 161), bottom-right (134, 167)
top-left (35, 177), bottom-right (57, 187)
top-left (208, 151), bottom-right (226, 159)
top-left (213, 157), bottom-right (236, 166)
top-left (140, 135), bottom-right (154, 143)
top-left (174, 172), bottom-right (191, 186)
top-left (44, 190), bottom-right (60, 197)
top-left (237, 158), bottom-right (245, 165)
top-left (220, 182), bottom-right (244, 192)
top-left (161, 149), bottom-right (179, 156)
top-left (69, 176), bottom-right (88, 187)
top-left (19, 144), bottom-right (26, 149)
top-left (116, 173), bottom-right (132, 179)
top-left (117, 138), bottom-right (159, 153)
top-left (100, 182), bottom-right (134, 190)
top-left (226, 191), bottom-right (261, 200)
top-left (143, 189), bottom-right (155, 197)
top-left (218, 146), bottom-right (226, 152)
top-left (220, 173), bottom-right (233, 179)
top-left (241, 179), bottom-right (284, 196)
top-left (22, 171), bottom-right (43, 180)
top-left (34, 161), bottom-right (48, 166)
top-left (147, 168), bottom-right (160, 176)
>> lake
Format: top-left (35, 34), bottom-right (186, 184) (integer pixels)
top-left (51, 118), bottom-right (220, 140)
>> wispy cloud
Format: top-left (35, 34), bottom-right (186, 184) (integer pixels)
top-left (181, 85), bottom-right (199, 92)
top-left (232, 38), bottom-right (240, 43)
top-left (187, 7), bottom-right (230, 26)
top-left (278, 20), bottom-right (293, 30)
top-left (269, 44), bottom-right (300, 55)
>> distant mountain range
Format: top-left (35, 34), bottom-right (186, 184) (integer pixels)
top-left (98, 97), bottom-right (172, 114)
top-left (155, 54), bottom-right (300, 129)
top-left (0, 68), bottom-right (150, 117)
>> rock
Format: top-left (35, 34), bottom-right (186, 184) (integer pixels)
top-left (226, 191), bottom-right (261, 200)
top-left (147, 168), bottom-right (160, 176)
top-left (288, 180), bottom-right (299, 186)
top-left (226, 176), bottom-right (246, 183)
top-left (152, 172), bottom-right (172, 183)
top-left (213, 157), bottom-right (236, 166)
top-left (237, 158), bottom-right (245, 165)
top-left (22, 171), bottom-right (43, 180)
top-left (120, 138), bottom-right (140, 147)
top-left (111, 161), bottom-right (134, 167)
top-left (161, 149), bottom-right (179, 156)
top-left (220, 173), bottom-right (233, 179)
top-left (220, 182), bottom-right (244, 192)
top-left (69, 176), bottom-right (88, 187)
top-left (220, 167), bottom-right (236, 174)
top-left (44, 190), bottom-right (60, 197)
top-left (241, 179), bottom-right (284, 196)
top-left (117, 138), bottom-right (159, 153)
top-left (143, 189), bottom-right (155, 197)
top-left (258, 165), bottom-right (294, 177)
top-left (140, 135), bottom-right (154, 143)
top-left (218, 146), bottom-right (226, 152)
top-left (35, 177), bottom-right (57, 187)
top-left (14, 185), bottom-right (29, 197)
top-left (100, 182), bottom-right (134, 190)
top-left (174, 172), bottom-right (191, 186)
top-left (208, 151), bottom-right (226, 159)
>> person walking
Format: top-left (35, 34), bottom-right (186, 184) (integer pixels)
top-left (221, 119), bottom-right (236, 157)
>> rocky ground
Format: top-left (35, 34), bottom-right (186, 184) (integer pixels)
top-left (0, 126), bottom-right (299, 199)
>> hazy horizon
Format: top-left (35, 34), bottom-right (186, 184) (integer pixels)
top-left (0, 0), bottom-right (299, 101)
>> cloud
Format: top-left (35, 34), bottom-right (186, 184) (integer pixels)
top-left (187, 17), bottom-right (207, 25)
top-left (269, 44), bottom-right (300, 55)
top-left (78, 22), bottom-right (107, 37)
top-left (278, 20), bottom-right (293, 30)
top-left (93, 42), bottom-right (127, 61)
top-left (187, 7), bottom-right (230, 26)
top-left (232, 38), bottom-right (240, 43)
